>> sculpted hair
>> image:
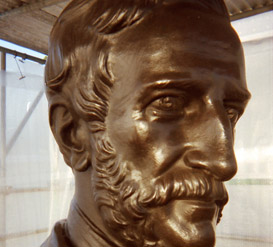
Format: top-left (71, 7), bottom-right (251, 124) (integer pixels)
top-left (45, 0), bottom-right (161, 133)
top-left (45, 0), bottom-right (229, 133)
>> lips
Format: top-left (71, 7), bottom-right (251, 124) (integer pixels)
top-left (183, 187), bottom-right (228, 224)
top-left (179, 199), bottom-right (223, 222)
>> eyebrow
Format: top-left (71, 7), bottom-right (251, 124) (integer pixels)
top-left (143, 79), bottom-right (208, 91)
top-left (138, 78), bottom-right (251, 107)
top-left (224, 82), bottom-right (251, 104)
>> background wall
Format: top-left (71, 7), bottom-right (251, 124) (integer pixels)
top-left (217, 11), bottom-right (273, 247)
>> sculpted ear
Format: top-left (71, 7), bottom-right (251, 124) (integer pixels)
top-left (49, 102), bottom-right (91, 171)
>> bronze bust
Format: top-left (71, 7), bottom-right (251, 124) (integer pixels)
top-left (42, 0), bottom-right (251, 246)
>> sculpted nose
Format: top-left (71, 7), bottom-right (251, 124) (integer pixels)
top-left (184, 109), bottom-right (238, 181)
top-left (184, 148), bottom-right (237, 181)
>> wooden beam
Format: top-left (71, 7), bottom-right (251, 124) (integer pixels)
top-left (29, 9), bottom-right (57, 25)
top-left (0, 0), bottom-right (68, 18)
top-left (230, 4), bottom-right (273, 21)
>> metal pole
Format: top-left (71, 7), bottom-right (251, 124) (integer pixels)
top-left (0, 52), bottom-right (6, 177)
top-left (0, 52), bottom-right (7, 247)
top-left (1, 52), bottom-right (6, 71)
top-left (0, 46), bottom-right (46, 65)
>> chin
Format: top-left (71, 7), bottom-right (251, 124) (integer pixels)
top-left (151, 201), bottom-right (218, 247)
top-left (186, 221), bottom-right (216, 247)
top-left (154, 220), bottom-right (216, 247)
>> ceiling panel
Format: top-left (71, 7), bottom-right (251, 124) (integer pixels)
top-left (0, 0), bottom-right (272, 54)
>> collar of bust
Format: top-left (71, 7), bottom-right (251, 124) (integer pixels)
top-left (66, 199), bottom-right (122, 247)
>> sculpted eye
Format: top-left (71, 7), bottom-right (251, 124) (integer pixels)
top-left (152, 96), bottom-right (180, 110)
top-left (145, 96), bottom-right (185, 121)
top-left (226, 107), bottom-right (240, 126)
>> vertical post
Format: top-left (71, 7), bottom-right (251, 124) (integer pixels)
top-left (0, 51), bottom-right (6, 247)
top-left (0, 52), bottom-right (7, 179)
top-left (1, 52), bottom-right (6, 71)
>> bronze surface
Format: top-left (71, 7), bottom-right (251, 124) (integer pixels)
top-left (42, 1), bottom-right (251, 246)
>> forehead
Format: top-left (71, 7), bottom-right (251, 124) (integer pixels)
top-left (109, 4), bottom-right (246, 90)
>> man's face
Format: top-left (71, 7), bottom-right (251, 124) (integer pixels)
top-left (101, 5), bottom-right (250, 247)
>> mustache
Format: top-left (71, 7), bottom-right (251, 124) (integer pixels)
top-left (138, 170), bottom-right (228, 209)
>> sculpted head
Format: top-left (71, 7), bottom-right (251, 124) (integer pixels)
top-left (45, 0), bottom-right (251, 246)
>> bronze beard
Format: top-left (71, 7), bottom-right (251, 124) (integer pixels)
top-left (91, 134), bottom-right (228, 247)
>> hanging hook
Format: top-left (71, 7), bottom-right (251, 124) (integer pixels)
top-left (14, 55), bottom-right (26, 80)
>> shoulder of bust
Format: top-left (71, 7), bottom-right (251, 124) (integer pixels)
top-left (41, 220), bottom-right (75, 247)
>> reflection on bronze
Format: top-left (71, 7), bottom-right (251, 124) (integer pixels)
top-left (42, 0), bottom-right (251, 246)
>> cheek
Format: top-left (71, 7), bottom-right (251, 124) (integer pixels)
top-left (106, 111), bottom-right (151, 162)
top-left (148, 120), bottom-right (188, 147)
top-left (107, 109), bottom-right (189, 174)
top-left (131, 120), bottom-right (189, 174)
top-left (132, 120), bottom-right (183, 153)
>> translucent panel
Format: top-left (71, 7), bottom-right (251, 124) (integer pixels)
top-left (216, 11), bottom-right (273, 247)
top-left (0, 70), bottom-right (50, 245)
top-left (235, 36), bottom-right (273, 179)
top-left (5, 53), bottom-right (45, 76)
top-left (6, 192), bottom-right (50, 234)
top-left (5, 232), bottom-right (49, 247)
top-left (5, 95), bottom-right (51, 189)
top-left (47, 137), bottom-right (74, 230)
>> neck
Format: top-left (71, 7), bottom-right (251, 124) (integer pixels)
top-left (67, 199), bottom-right (122, 247)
